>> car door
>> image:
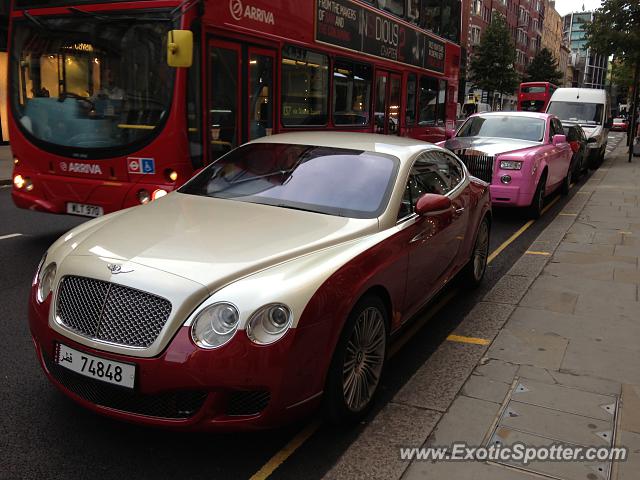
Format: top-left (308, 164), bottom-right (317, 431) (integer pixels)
top-left (545, 117), bottom-right (567, 187)
top-left (402, 151), bottom-right (467, 316)
top-left (552, 118), bottom-right (573, 181)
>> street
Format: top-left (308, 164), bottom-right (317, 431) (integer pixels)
top-left (0, 133), bottom-right (627, 480)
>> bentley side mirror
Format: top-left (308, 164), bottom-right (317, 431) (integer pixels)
top-left (552, 134), bottom-right (567, 146)
top-left (167, 30), bottom-right (193, 68)
top-left (415, 193), bottom-right (452, 216)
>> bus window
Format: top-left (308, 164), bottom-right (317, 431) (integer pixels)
top-left (419, 76), bottom-right (438, 125)
top-left (248, 53), bottom-right (274, 140)
top-left (389, 75), bottom-right (401, 134)
top-left (406, 73), bottom-right (417, 127)
top-left (281, 47), bottom-right (329, 127)
top-left (209, 44), bottom-right (239, 161)
top-left (438, 80), bottom-right (447, 125)
top-left (333, 60), bottom-right (371, 126)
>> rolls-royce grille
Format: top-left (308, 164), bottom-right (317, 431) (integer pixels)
top-left (44, 352), bottom-right (206, 419)
top-left (456, 151), bottom-right (495, 183)
top-left (56, 276), bottom-right (172, 348)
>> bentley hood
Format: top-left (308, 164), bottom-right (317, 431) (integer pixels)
top-left (444, 137), bottom-right (540, 156)
top-left (54, 192), bottom-right (378, 292)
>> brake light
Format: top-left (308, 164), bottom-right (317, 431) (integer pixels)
top-left (570, 141), bottom-right (580, 153)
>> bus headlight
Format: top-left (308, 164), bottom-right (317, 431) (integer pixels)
top-left (164, 169), bottom-right (178, 182)
top-left (137, 189), bottom-right (151, 204)
top-left (152, 189), bottom-right (167, 200)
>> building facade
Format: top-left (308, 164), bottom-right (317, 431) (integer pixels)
top-left (562, 11), bottom-right (609, 89)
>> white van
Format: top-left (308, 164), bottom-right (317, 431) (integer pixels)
top-left (546, 88), bottom-right (611, 166)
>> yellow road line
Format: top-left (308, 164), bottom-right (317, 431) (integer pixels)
top-left (446, 334), bottom-right (490, 345)
top-left (559, 213), bottom-right (578, 216)
top-left (525, 251), bottom-right (551, 256)
top-left (248, 194), bottom-right (565, 479)
top-left (249, 419), bottom-right (322, 480)
top-left (488, 220), bottom-right (534, 264)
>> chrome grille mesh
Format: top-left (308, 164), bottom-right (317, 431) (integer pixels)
top-left (56, 276), bottom-right (172, 348)
top-left (455, 151), bottom-right (495, 183)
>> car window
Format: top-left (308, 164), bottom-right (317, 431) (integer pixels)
top-left (397, 151), bottom-right (463, 221)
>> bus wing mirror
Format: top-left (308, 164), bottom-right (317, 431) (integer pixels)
top-left (167, 30), bottom-right (193, 68)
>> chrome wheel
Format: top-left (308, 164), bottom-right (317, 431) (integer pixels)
top-left (342, 307), bottom-right (386, 413)
top-left (473, 220), bottom-right (489, 281)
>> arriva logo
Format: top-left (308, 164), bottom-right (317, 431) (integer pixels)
top-left (229, 0), bottom-right (275, 25)
top-left (65, 162), bottom-right (103, 175)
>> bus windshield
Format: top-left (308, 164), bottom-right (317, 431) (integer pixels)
top-left (10, 14), bottom-right (173, 151)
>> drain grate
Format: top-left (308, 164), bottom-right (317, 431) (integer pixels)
top-left (484, 378), bottom-right (619, 480)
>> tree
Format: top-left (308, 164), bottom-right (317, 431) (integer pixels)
top-left (468, 13), bottom-right (519, 108)
top-left (584, 0), bottom-right (640, 160)
top-left (525, 48), bottom-right (564, 84)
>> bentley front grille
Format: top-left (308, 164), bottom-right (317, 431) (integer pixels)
top-left (56, 276), bottom-right (172, 348)
top-left (456, 152), bottom-right (495, 183)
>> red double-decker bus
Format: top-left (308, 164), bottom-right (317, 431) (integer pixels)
top-left (9, 0), bottom-right (462, 217)
top-left (517, 82), bottom-right (557, 113)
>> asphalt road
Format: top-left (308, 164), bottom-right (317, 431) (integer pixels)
top-left (0, 132), bottom-right (626, 480)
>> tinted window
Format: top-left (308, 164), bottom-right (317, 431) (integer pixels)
top-left (547, 101), bottom-right (605, 125)
top-left (281, 47), bottom-right (329, 126)
top-left (419, 76), bottom-right (438, 125)
top-left (181, 143), bottom-right (399, 219)
top-left (409, 151), bottom-right (461, 197)
top-left (458, 115), bottom-right (546, 142)
top-left (333, 60), bottom-right (371, 126)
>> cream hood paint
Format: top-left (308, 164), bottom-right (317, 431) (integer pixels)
top-left (62, 192), bottom-right (379, 292)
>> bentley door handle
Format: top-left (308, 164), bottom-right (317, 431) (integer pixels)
top-left (454, 207), bottom-right (465, 216)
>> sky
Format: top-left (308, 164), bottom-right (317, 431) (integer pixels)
top-left (552, 0), bottom-right (604, 16)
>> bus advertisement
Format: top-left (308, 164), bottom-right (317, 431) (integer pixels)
top-left (9, 0), bottom-right (462, 217)
top-left (517, 82), bottom-right (558, 113)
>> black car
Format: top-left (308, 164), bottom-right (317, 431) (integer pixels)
top-left (563, 124), bottom-right (589, 178)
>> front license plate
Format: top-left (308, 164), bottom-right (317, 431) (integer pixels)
top-left (56, 344), bottom-right (136, 389)
top-left (66, 202), bottom-right (104, 217)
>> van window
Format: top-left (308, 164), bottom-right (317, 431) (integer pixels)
top-left (547, 102), bottom-right (604, 125)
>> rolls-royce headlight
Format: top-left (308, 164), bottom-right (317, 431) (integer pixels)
top-left (247, 304), bottom-right (293, 345)
top-left (191, 302), bottom-right (239, 349)
top-left (36, 261), bottom-right (57, 303)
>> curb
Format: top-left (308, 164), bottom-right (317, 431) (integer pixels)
top-left (323, 141), bottom-right (625, 480)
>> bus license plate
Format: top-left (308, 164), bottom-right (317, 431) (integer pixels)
top-left (56, 343), bottom-right (136, 389)
top-left (66, 202), bottom-right (104, 217)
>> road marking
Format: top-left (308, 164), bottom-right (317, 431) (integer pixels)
top-left (446, 334), bottom-right (490, 346)
top-left (525, 250), bottom-right (551, 256)
top-left (559, 213), bottom-right (578, 216)
top-left (249, 419), bottom-right (322, 480)
top-left (0, 233), bottom-right (22, 241)
top-left (248, 193), bottom-right (567, 479)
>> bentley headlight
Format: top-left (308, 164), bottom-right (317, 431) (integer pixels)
top-left (247, 304), bottom-right (293, 345)
top-left (36, 261), bottom-right (57, 303)
top-left (191, 302), bottom-right (239, 348)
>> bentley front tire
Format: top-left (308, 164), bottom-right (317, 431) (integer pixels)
top-left (325, 295), bottom-right (388, 424)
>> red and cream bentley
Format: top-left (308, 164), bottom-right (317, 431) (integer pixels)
top-left (29, 132), bottom-right (491, 430)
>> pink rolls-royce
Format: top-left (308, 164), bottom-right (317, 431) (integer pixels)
top-left (443, 112), bottom-right (573, 218)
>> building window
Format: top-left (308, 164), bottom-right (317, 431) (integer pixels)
top-left (471, 26), bottom-right (482, 45)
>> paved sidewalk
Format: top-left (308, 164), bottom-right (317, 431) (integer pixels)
top-left (0, 145), bottom-right (13, 185)
top-left (325, 141), bottom-right (640, 480)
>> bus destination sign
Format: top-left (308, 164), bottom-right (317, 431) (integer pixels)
top-left (316, 0), bottom-right (445, 74)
